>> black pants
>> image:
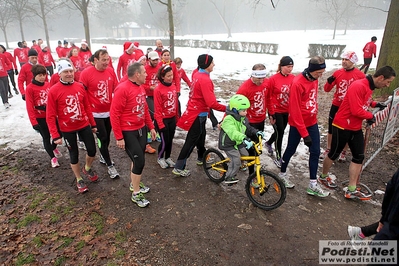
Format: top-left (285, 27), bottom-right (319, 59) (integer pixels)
top-left (267, 113), bottom-right (288, 159)
top-left (36, 118), bottom-right (58, 159)
top-left (46, 66), bottom-right (54, 77)
top-left (123, 127), bottom-right (147, 175)
top-left (360, 57), bottom-right (372, 74)
top-left (0, 76), bottom-right (8, 104)
top-left (94, 117), bottom-right (112, 166)
top-left (7, 70), bottom-right (16, 91)
top-left (63, 126), bottom-right (96, 164)
top-left (146, 96), bottom-right (155, 121)
top-left (156, 117), bottom-right (176, 159)
top-left (175, 116), bottom-right (207, 170)
top-left (361, 222), bottom-right (379, 237)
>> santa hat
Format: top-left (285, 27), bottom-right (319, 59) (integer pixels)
top-left (125, 42), bottom-right (139, 51)
top-left (123, 41), bottom-right (132, 52)
top-left (134, 42), bottom-right (139, 48)
top-left (341, 51), bottom-right (358, 64)
top-left (81, 39), bottom-right (88, 46)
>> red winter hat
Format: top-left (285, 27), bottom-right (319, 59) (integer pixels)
top-left (134, 42), bottom-right (139, 48)
top-left (123, 41), bottom-right (132, 51)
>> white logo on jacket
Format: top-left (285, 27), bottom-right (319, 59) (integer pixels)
top-left (95, 80), bottom-right (110, 104)
top-left (63, 93), bottom-right (83, 121)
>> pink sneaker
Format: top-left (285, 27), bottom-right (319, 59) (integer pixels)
top-left (51, 157), bottom-right (60, 168)
top-left (53, 148), bottom-right (62, 158)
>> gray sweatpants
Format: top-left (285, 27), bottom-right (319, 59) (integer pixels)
top-left (225, 147), bottom-right (248, 178)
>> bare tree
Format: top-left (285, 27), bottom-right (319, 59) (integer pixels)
top-left (69, 0), bottom-right (91, 47)
top-left (26, 0), bottom-right (65, 52)
top-left (377, 0), bottom-right (399, 94)
top-left (209, 0), bottom-right (243, 38)
top-left (0, 2), bottom-right (14, 48)
top-left (6, 0), bottom-right (30, 41)
top-left (149, 0), bottom-right (176, 58)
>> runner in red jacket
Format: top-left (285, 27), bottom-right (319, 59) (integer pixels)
top-left (18, 49), bottom-right (40, 99)
top-left (279, 56), bottom-right (330, 198)
top-left (25, 64), bottom-right (62, 168)
top-left (79, 39), bottom-right (92, 69)
top-left (0, 52), bottom-right (11, 108)
top-left (116, 42), bottom-right (137, 80)
top-left (173, 54), bottom-right (226, 177)
top-left (110, 62), bottom-right (155, 208)
top-left (359, 36), bottom-right (377, 74)
top-left (47, 59), bottom-right (99, 194)
top-left (14, 42), bottom-right (28, 67)
top-left (265, 56), bottom-right (295, 167)
top-left (321, 66), bottom-right (396, 200)
top-left (320, 51), bottom-right (365, 161)
top-left (38, 44), bottom-right (56, 77)
top-left (236, 63), bottom-right (274, 175)
top-left (0, 44), bottom-right (18, 97)
top-left (153, 65), bottom-right (179, 169)
top-left (68, 47), bottom-right (85, 81)
top-left (79, 49), bottom-right (120, 179)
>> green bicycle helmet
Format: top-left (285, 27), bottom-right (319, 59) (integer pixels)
top-left (229, 94), bottom-right (250, 110)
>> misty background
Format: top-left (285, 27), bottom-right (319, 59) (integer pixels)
top-left (0, 0), bottom-right (390, 44)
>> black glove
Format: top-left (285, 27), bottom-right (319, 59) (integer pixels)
top-left (22, 94), bottom-right (25, 101)
top-left (303, 135), bottom-right (312, 147)
top-left (327, 75), bottom-right (336, 84)
top-left (367, 115), bottom-right (376, 125)
top-left (33, 124), bottom-right (40, 133)
top-left (14, 69), bottom-right (18, 75)
top-left (375, 102), bottom-right (387, 110)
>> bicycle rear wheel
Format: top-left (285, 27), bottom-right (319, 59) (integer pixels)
top-left (245, 170), bottom-right (286, 211)
top-left (202, 148), bottom-right (228, 183)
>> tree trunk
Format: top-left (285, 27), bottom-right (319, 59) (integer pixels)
top-left (2, 30), bottom-right (9, 49)
top-left (332, 19), bottom-right (337, 40)
top-left (83, 4), bottom-right (91, 48)
top-left (377, 0), bottom-right (399, 94)
top-left (167, 0), bottom-right (175, 58)
top-left (38, 0), bottom-right (51, 52)
top-left (19, 18), bottom-right (24, 41)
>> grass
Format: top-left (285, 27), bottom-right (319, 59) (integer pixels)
top-left (29, 192), bottom-right (46, 209)
top-left (50, 214), bottom-right (60, 224)
top-left (115, 249), bottom-right (126, 258)
top-left (32, 236), bottom-right (43, 247)
top-left (15, 253), bottom-right (35, 266)
top-left (54, 256), bottom-right (66, 266)
top-left (59, 237), bottom-right (74, 249)
top-left (76, 240), bottom-right (85, 252)
top-left (115, 231), bottom-right (127, 242)
top-left (90, 212), bottom-right (105, 235)
top-left (17, 214), bottom-right (41, 228)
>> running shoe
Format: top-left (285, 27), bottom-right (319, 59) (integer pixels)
top-left (8, 93), bottom-right (13, 98)
top-left (99, 155), bottom-right (115, 165)
top-left (77, 179), bottom-right (88, 193)
top-left (165, 158), bottom-right (176, 168)
top-left (51, 157), bottom-right (60, 168)
top-left (347, 225), bottom-right (363, 242)
top-left (224, 176), bottom-right (239, 184)
top-left (318, 174), bottom-right (338, 189)
top-left (250, 178), bottom-right (260, 188)
top-left (344, 189), bottom-right (371, 200)
top-left (157, 158), bottom-right (169, 169)
top-left (129, 182), bottom-right (150, 194)
top-left (107, 165), bottom-right (119, 179)
top-left (172, 168), bottom-right (191, 177)
top-left (82, 166), bottom-right (99, 182)
top-left (265, 143), bottom-right (273, 156)
top-left (145, 144), bottom-right (156, 154)
top-left (273, 158), bottom-right (282, 168)
top-left (278, 172), bottom-right (295, 188)
top-left (306, 184), bottom-right (330, 197)
top-left (14, 88), bottom-right (19, 95)
top-left (338, 151), bottom-right (347, 162)
top-left (319, 149), bottom-right (329, 160)
top-left (53, 148), bottom-right (62, 158)
top-left (131, 192), bottom-right (150, 207)
top-left (78, 141), bottom-right (86, 150)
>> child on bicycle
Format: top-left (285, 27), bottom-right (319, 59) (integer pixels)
top-left (218, 94), bottom-right (265, 184)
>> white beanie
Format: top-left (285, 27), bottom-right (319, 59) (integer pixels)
top-left (57, 60), bottom-right (74, 74)
top-left (341, 51), bottom-right (358, 64)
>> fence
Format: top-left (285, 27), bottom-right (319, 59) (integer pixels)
top-left (363, 87), bottom-right (399, 170)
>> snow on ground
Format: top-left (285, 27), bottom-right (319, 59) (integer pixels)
top-left (0, 29), bottom-right (384, 169)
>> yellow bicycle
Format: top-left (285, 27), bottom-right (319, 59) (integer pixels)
top-left (202, 136), bottom-right (286, 210)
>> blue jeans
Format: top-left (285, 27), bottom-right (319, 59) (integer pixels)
top-left (281, 124), bottom-right (320, 180)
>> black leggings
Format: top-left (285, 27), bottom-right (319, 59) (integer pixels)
top-left (361, 222), bottom-right (379, 237)
top-left (7, 70), bottom-right (16, 90)
top-left (329, 126), bottom-right (364, 164)
top-left (123, 127), bottom-right (147, 175)
top-left (95, 117), bottom-right (112, 166)
top-left (36, 118), bottom-right (57, 159)
top-left (267, 113), bottom-right (288, 159)
top-left (156, 117), bottom-right (176, 159)
top-left (63, 126), bottom-right (96, 164)
top-left (175, 116), bottom-right (207, 170)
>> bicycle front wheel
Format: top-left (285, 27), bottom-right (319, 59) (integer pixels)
top-left (202, 148), bottom-right (228, 183)
top-left (245, 170), bottom-right (286, 211)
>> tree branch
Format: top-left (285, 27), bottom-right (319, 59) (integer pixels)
top-left (354, 0), bottom-right (388, 13)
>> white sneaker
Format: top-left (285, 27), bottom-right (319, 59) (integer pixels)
top-left (51, 157), bottom-right (60, 168)
top-left (319, 149), bottom-right (329, 160)
top-left (165, 158), bottom-right (175, 167)
top-left (53, 148), bottom-right (62, 158)
top-left (157, 158), bottom-right (169, 169)
top-left (348, 225), bottom-right (364, 249)
top-left (279, 172), bottom-right (295, 188)
top-left (338, 151), bottom-right (347, 162)
top-left (78, 141), bottom-right (86, 150)
top-left (306, 183), bottom-right (330, 197)
top-left (107, 165), bottom-right (119, 179)
top-left (4, 102), bottom-right (11, 109)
